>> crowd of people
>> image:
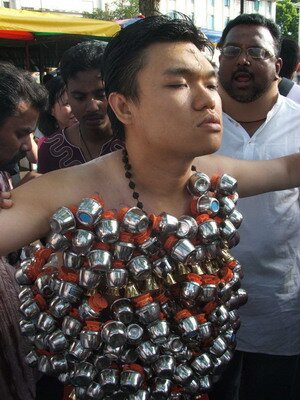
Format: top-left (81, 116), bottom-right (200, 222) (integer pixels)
top-left (0, 12), bottom-right (300, 400)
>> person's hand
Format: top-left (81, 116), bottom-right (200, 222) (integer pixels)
top-left (0, 190), bottom-right (13, 209)
top-left (18, 171), bottom-right (41, 186)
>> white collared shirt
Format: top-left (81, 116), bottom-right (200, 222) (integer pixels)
top-left (218, 95), bottom-right (300, 355)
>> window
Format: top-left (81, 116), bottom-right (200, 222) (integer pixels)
top-left (210, 0), bottom-right (215, 6)
top-left (254, 0), bottom-right (260, 12)
top-left (224, 0), bottom-right (230, 7)
top-left (208, 14), bottom-right (215, 30)
top-left (268, 1), bottom-right (272, 14)
top-left (224, 16), bottom-right (230, 26)
top-left (3, 1), bottom-right (10, 7)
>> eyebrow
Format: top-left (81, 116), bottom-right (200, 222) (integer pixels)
top-left (162, 67), bottom-right (217, 79)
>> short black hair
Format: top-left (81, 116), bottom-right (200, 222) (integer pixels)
top-left (279, 37), bottom-right (300, 79)
top-left (102, 15), bottom-right (213, 140)
top-left (0, 62), bottom-right (47, 127)
top-left (218, 13), bottom-right (282, 56)
top-left (38, 75), bottom-right (67, 137)
top-left (60, 40), bottom-right (107, 84)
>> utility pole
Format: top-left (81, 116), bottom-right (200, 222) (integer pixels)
top-left (240, 0), bottom-right (244, 14)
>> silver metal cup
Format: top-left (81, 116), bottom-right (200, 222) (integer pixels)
top-left (38, 355), bottom-right (52, 374)
top-left (24, 350), bottom-right (39, 367)
top-left (36, 312), bottom-right (56, 332)
top-left (101, 320), bottom-right (127, 347)
top-left (76, 197), bottom-right (103, 226)
top-left (63, 250), bottom-right (82, 269)
top-left (198, 219), bottom-right (219, 244)
top-left (72, 361), bottom-right (97, 386)
top-left (59, 280), bottom-right (83, 303)
top-left (147, 319), bottom-right (170, 344)
top-left (47, 231), bottom-right (70, 251)
top-left (99, 368), bottom-right (119, 394)
top-left (49, 296), bottom-right (71, 318)
top-left (157, 212), bottom-right (179, 235)
top-left (111, 298), bottom-right (134, 324)
top-left (19, 319), bottom-right (36, 336)
top-left (126, 323), bottom-right (144, 345)
top-left (136, 301), bottom-right (161, 325)
top-left (49, 206), bottom-right (76, 234)
top-left (114, 241), bottom-right (135, 261)
top-left (86, 381), bottom-right (104, 400)
top-left (80, 328), bottom-right (102, 350)
top-left (212, 174), bottom-right (237, 196)
top-left (87, 249), bottom-right (112, 272)
top-left (174, 363), bottom-right (194, 384)
top-left (153, 355), bottom-right (176, 378)
top-left (153, 256), bottom-right (174, 278)
top-left (107, 268), bottom-right (128, 288)
top-left (121, 207), bottom-right (149, 233)
top-left (79, 268), bottom-right (101, 289)
top-left (209, 335), bottom-right (228, 357)
top-left (188, 172), bottom-right (211, 196)
top-left (177, 215), bottom-right (198, 239)
top-left (191, 353), bottom-right (213, 375)
top-left (50, 354), bottom-right (69, 373)
top-left (72, 229), bottom-right (95, 254)
top-left (68, 339), bottom-right (92, 362)
top-left (48, 329), bottom-right (68, 352)
top-left (95, 218), bottom-right (119, 243)
top-left (170, 238), bottom-right (196, 263)
top-left (194, 195), bottom-right (220, 216)
top-left (120, 368), bottom-right (144, 394)
top-left (62, 315), bottom-right (82, 337)
top-left (128, 255), bottom-right (152, 281)
top-left (151, 377), bottom-right (172, 398)
top-left (137, 340), bottom-right (159, 364)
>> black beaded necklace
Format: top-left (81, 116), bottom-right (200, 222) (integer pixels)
top-left (122, 148), bottom-right (197, 210)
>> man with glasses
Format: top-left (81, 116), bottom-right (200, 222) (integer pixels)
top-left (211, 13), bottom-right (300, 400)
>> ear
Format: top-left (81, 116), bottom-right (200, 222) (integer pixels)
top-left (275, 57), bottom-right (283, 79)
top-left (108, 92), bottom-right (134, 126)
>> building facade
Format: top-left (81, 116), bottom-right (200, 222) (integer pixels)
top-left (0, 0), bottom-right (277, 31)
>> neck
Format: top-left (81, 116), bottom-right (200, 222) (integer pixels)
top-left (219, 84), bottom-right (278, 123)
top-left (79, 123), bottom-right (112, 145)
top-left (124, 141), bottom-right (195, 216)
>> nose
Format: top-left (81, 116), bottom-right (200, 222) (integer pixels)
top-left (86, 98), bottom-right (104, 113)
top-left (236, 50), bottom-right (251, 66)
top-left (20, 134), bottom-right (32, 152)
top-left (192, 85), bottom-right (216, 111)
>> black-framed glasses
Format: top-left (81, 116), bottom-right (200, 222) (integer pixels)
top-left (221, 45), bottom-right (274, 60)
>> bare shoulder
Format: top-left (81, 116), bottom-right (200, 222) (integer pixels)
top-left (194, 154), bottom-right (238, 177)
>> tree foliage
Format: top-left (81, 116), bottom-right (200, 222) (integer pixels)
top-left (83, 0), bottom-right (139, 21)
top-left (276, 0), bottom-right (299, 41)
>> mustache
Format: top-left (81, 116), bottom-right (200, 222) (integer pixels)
top-left (232, 67), bottom-right (254, 79)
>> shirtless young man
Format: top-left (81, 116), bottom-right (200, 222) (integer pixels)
top-left (0, 16), bottom-right (299, 255)
top-left (2, 16), bottom-right (300, 400)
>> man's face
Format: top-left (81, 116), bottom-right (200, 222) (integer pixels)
top-left (218, 25), bottom-right (282, 102)
top-left (124, 42), bottom-right (223, 158)
top-left (67, 69), bottom-right (111, 134)
top-left (0, 101), bottom-right (39, 166)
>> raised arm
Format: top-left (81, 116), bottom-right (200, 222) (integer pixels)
top-left (0, 162), bottom-right (99, 256)
top-left (196, 153), bottom-right (300, 198)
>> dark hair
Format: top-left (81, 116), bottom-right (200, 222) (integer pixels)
top-left (218, 13), bottom-right (282, 56)
top-left (279, 37), bottom-right (300, 79)
top-left (60, 40), bottom-right (107, 84)
top-left (0, 62), bottom-right (47, 127)
top-left (38, 75), bottom-right (67, 137)
top-left (102, 15), bottom-right (212, 140)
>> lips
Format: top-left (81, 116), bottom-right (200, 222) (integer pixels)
top-left (233, 71), bottom-right (253, 82)
top-left (196, 114), bottom-right (221, 128)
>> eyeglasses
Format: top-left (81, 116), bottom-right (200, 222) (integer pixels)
top-left (221, 45), bottom-right (274, 60)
